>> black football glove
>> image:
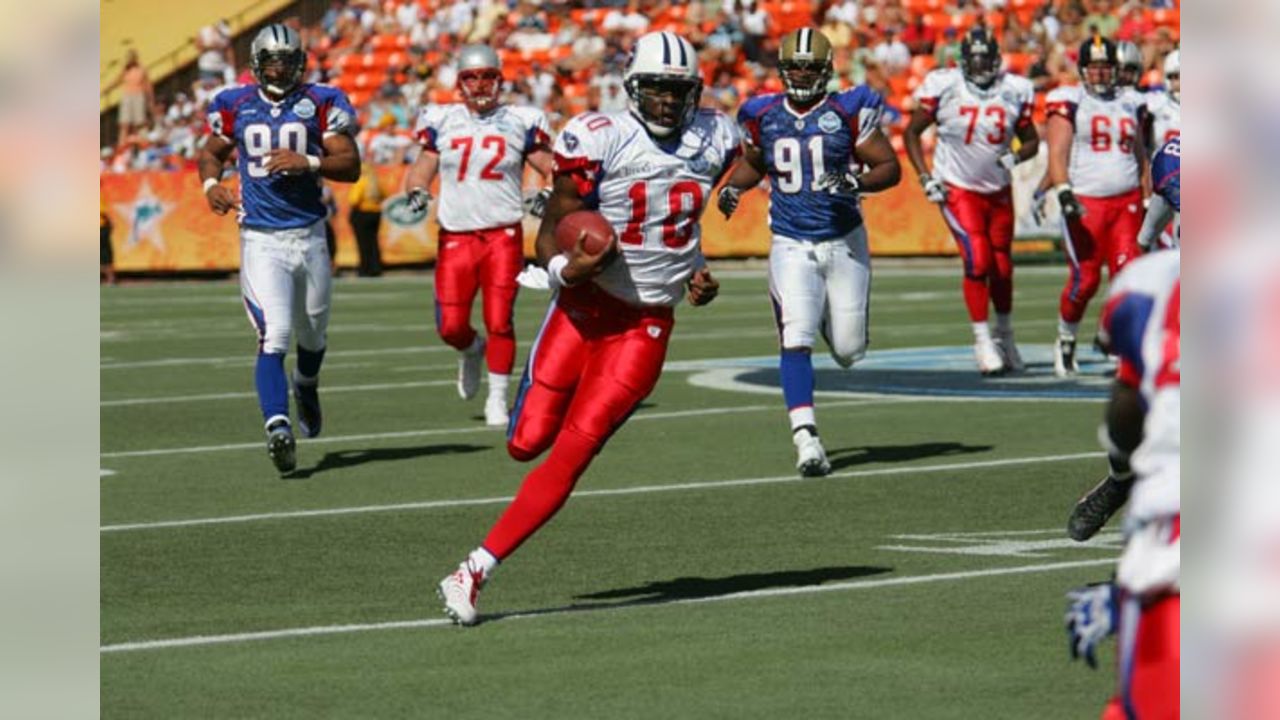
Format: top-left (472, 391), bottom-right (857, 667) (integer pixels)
top-left (1058, 187), bottom-right (1085, 220)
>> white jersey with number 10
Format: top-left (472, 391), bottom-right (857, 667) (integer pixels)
top-left (551, 109), bottom-right (741, 307)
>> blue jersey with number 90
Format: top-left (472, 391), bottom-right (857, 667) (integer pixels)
top-left (1151, 136), bottom-right (1180, 213)
top-left (738, 87), bottom-right (884, 241)
top-left (207, 83), bottom-right (358, 230)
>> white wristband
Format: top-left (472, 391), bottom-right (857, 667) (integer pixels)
top-left (1054, 182), bottom-right (1074, 195)
top-left (306, 155), bottom-right (322, 172)
top-left (546, 254), bottom-right (570, 289)
top-left (202, 177), bottom-right (219, 194)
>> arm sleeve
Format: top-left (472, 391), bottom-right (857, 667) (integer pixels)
top-left (205, 90), bottom-right (234, 140)
top-left (1044, 86), bottom-right (1078, 124)
top-left (736, 100), bottom-right (764, 147)
top-left (1138, 194), bottom-right (1174, 248)
top-left (322, 89), bottom-right (359, 138)
top-left (912, 71), bottom-right (946, 119)
top-left (413, 106), bottom-right (441, 152)
top-left (523, 108), bottom-right (552, 155)
top-left (551, 113), bottom-right (611, 197)
top-left (854, 89), bottom-right (885, 144)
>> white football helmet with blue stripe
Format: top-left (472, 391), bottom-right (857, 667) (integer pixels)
top-left (624, 31), bottom-right (702, 138)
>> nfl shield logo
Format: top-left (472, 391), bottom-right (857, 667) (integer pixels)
top-left (293, 98), bottom-right (316, 119)
top-left (818, 111), bottom-right (841, 134)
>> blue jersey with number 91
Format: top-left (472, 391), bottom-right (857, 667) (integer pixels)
top-left (207, 83), bottom-right (358, 230)
top-left (738, 87), bottom-right (884, 241)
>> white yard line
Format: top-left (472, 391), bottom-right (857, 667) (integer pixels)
top-left (100, 451), bottom-right (1100, 532)
top-left (98, 398), bottom-right (903, 459)
top-left (102, 380), bottom-right (457, 407)
top-left (101, 346), bottom-right (450, 370)
top-left (99, 557), bottom-right (1112, 654)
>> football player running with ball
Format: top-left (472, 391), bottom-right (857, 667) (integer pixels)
top-left (718, 27), bottom-right (900, 476)
top-left (904, 28), bottom-right (1039, 375)
top-left (1042, 36), bottom-right (1148, 377)
top-left (403, 45), bottom-right (554, 427)
top-left (198, 24), bottom-right (360, 474)
top-left (436, 32), bottom-right (735, 625)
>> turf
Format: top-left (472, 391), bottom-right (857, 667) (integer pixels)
top-left (101, 262), bottom-right (1119, 718)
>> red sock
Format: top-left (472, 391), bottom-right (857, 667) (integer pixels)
top-left (482, 430), bottom-right (598, 560)
top-left (486, 332), bottom-right (516, 375)
top-left (962, 276), bottom-right (990, 323)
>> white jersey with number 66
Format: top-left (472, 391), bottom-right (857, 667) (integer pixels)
top-left (1045, 85), bottom-right (1146, 198)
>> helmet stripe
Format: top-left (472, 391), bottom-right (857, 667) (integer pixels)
top-left (660, 32), bottom-right (671, 65)
top-left (676, 34), bottom-right (688, 67)
top-left (799, 28), bottom-right (811, 55)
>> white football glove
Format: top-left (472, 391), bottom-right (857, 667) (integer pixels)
top-left (1031, 189), bottom-right (1049, 226)
top-left (815, 170), bottom-right (861, 195)
top-left (998, 151), bottom-right (1019, 172)
top-left (920, 174), bottom-right (948, 204)
top-left (406, 187), bottom-right (432, 215)
top-left (525, 188), bottom-right (552, 218)
top-left (515, 263), bottom-right (551, 290)
top-left (1065, 582), bottom-right (1118, 669)
top-left (717, 185), bottom-right (742, 218)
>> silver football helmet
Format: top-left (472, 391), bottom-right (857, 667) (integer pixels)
top-left (456, 45), bottom-right (503, 114)
top-left (1115, 41), bottom-right (1143, 89)
top-left (251, 24), bottom-right (306, 98)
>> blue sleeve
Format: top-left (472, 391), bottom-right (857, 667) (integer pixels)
top-left (317, 86), bottom-right (359, 136)
top-left (737, 95), bottom-right (773, 146)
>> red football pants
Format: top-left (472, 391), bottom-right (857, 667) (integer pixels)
top-left (940, 184), bottom-right (1015, 323)
top-left (1101, 593), bottom-right (1180, 720)
top-left (481, 283), bottom-right (675, 560)
top-left (1060, 189), bottom-right (1143, 324)
top-left (434, 223), bottom-right (523, 375)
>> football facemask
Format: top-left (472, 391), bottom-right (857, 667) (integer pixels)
top-left (626, 76), bottom-right (701, 137)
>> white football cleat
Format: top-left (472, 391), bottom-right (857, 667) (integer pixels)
top-left (793, 427), bottom-right (831, 477)
top-left (974, 337), bottom-right (1006, 376)
top-left (457, 336), bottom-right (486, 400)
top-left (484, 395), bottom-right (509, 427)
top-left (994, 331), bottom-right (1024, 373)
top-left (437, 559), bottom-right (486, 626)
top-left (1054, 336), bottom-right (1079, 378)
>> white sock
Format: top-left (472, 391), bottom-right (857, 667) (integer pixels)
top-left (972, 322), bottom-right (992, 343)
top-left (467, 547), bottom-right (499, 579)
top-left (788, 406), bottom-right (816, 432)
top-left (995, 313), bottom-right (1012, 334)
top-left (1057, 319), bottom-right (1079, 340)
top-left (488, 373), bottom-right (509, 400)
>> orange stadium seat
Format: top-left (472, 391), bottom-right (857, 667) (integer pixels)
top-left (1151, 8), bottom-right (1179, 28)
top-left (910, 54), bottom-right (936, 77)
top-left (1003, 52), bottom-right (1033, 74)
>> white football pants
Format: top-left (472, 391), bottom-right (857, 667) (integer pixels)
top-left (240, 220), bottom-right (332, 355)
top-left (768, 226), bottom-right (871, 367)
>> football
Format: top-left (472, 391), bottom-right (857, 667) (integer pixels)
top-left (555, 210), bottom-right (616, 255)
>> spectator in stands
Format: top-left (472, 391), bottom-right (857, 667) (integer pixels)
top-left (1116, 1), bottom-right (1154, 42)
top-left (934, 26), bottom-right (962, 68)
top-left (602, 0), bottom-right (650, 35)
top-left (825, 0), bottom-right (860, 28)
top-left (395, 0), bottom-right (421, 32)
top-left (707, 69), bottom-right (740, 113)
top-left (900, 14), bottom-right (938, 56)
top-left (705, 10), bottom-right (744, 58)
top-left (740, 0), bottom-right (771, 65)
top-left (195, 18), bottom-right (235, 85)
top-left (347, 165), bottom-right (385, 278)
top-left (109, 49), bottom-right (154, 143)
top-left (1084, 0), bottom-right (1121, 38)
top-left (872, 26), bottom-right (911, 76)
top-left (571, 21), bottom-right (607, 65)
top-left (589, 68), bottom-right (628, 112)
top-left (1035, 2), bottom-right (1062, 41)
top-left (820, 8), bottom-right (854, 50)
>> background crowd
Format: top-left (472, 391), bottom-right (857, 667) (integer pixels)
top-left (100, 0), bottom-right (1180, 174)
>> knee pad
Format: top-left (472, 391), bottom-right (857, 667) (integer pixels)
top-left (506, 440), bottom-right (542, 463)
top-left (261, 326), bottom-right (291, 355)
top-left (831, 342), bottom-right (866, 369)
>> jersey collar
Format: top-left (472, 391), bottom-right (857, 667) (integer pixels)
top-left (783, 95), bottom-right (829, 120)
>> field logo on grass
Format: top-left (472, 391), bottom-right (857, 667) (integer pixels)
top-left (877, 528), bottom-right (1123, 558)
top-left (678, 345), bottom-right (1111, 401)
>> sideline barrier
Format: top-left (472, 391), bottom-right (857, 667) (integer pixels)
top-left (100, 159), bottom-right (1057, 272)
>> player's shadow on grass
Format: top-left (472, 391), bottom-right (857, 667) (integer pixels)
top-left (286, 443), bottom-right (489, 479)
top-left (572, 565), bottom-right (892, 605)
top-left (824, 442), bottom-right (993, 472)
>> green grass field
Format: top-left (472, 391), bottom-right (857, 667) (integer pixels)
top-left (101, 262), bottom-right (1122, 718)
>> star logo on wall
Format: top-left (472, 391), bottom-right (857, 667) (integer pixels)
top-left (114, 179), bottom-right (173, 251)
